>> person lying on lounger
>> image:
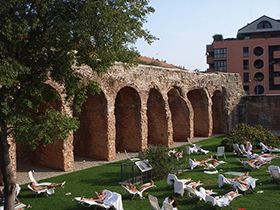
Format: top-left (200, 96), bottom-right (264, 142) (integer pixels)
top-left (175, 150), bottom-right (184, 159)
top-left (14, 201), bottom-right (31, 209)
top-left (224, 172), bottom-right (249, 182)
top-left (188, 179), bottom-right (202, 190)
top-left (223, 188), bottom-right (239, 198)
top-left (29, 181), bottom-right (66, 191)
top-left (203, 158), bottom-right (223, 168)
top-left (264, 143), bottom-right (280, 150)
top-left (124, 180), bottom-right (154, 193)
top-left (223, 173), bottom-right (250, 188)
top-left (192, 156), bottom-right (213, 166)
top-left (246, 159), bottom-right (270, 167)
top-left (81, 190), bottom-right (107, 202)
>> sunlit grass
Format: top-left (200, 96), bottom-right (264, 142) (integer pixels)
top-left (17, 136), bottom-right (280, 210)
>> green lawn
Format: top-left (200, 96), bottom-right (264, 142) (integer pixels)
top-left (16, 136), bottom-right (280, 210)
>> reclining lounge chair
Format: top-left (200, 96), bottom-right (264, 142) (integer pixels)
top-left (121, 182), bottom-right (156, 200)
top-left (27, 170), bottom-right (55, 197)
top-left (74, 190), bottom-right (124, 210)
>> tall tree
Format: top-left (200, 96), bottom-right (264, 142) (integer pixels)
top-left (0, 0), bottom-right (156, 209)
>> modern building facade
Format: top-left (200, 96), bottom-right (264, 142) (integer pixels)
top-left (206, 15), bottom-right (280, 95)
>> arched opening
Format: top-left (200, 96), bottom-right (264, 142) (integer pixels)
top-left (187, 89), bottom-right (210, 137)
top-left (212, 90), bottom-right (228, 134)
top-left (168, 88), bottom-right (190, 141)
top-left (115, 87), bottom-right (142, 151)
top-left (147, 88), bottom-right (168, 145)
top-left (16, 85), bottom-right (65, 170)
top-left (73, 91), bottom-right (108, 160)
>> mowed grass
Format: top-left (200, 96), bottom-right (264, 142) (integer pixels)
top-left (17, 136), bottom-right (280, 210)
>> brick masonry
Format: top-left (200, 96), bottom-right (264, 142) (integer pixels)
top-left (2, 63), bottom-right (247, 184)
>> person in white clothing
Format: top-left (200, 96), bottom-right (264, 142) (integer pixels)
top-left (161, 195), bottom-right (175, 210)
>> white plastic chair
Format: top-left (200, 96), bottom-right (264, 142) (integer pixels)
top-left (233, 144), bottom-right (243, 155)
top-left (268, 165), bottom-right (280, 182)
top-left (162, 202), bottom-right (173, 210)
top-left (215, 146), bottom-right (226, 159)
top-left (148, 195), bottom-right (161, 210)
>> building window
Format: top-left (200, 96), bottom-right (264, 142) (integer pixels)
top-left (244, 85), bottom-right (249, 95)
top-left (214, 48), bottom-right (227, 58)
top-left (214, 60), bottom-right (227, 71)
top-left (257, 21), bottom-right (272, 29)
top-left (254, 59), bottom-right (264, 69)
top-left (243, 60), bottom-right (249, 70)
top-left (243, 72), bottom-right (250, 82)
top-left (254, 85), bottom-right (264, 94)
top-left (243, 47), bottom-right (249, 57)
top-left (253, 46), bottom-right (264, 56)
top-left (254, 72), bottom-right (264, 81)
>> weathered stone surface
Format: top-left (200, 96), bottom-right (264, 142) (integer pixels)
top-left (4, 63), bottom-right (246, 183)
top-left (239, 95), bottom-right (280, 132)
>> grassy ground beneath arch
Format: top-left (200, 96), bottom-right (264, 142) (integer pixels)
top-left (16, 136), bottom-right (280, 210)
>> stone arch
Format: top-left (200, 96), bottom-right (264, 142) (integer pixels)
top-left (147, 88), bottom-right (168, 145)
top-left (115, 86), bottom-right (142, 151)
top-left (168, 87), bottom-right (191, 141)
top-left (187, 88), bottom-right (210, 137)
top-left (212, 89), bottom-right (228, 134)
top-left (73, 90), bottom-right (108, 160)
top-left (16, 84), bottom-right (66, 170)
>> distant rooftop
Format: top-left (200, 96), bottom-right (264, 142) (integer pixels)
top-left (137, 56), bottom-right (188, 70)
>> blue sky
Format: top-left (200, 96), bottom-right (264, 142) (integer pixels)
top-left (135, 0), bottom-right (280, 71)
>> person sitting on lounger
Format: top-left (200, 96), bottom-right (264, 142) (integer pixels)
top-left (81, 190), bottom-right (107, 202)
top-left (244, 140), bottom-right (253, 153)
top-left (124, 180), bottom-right (154, 193)
top-left (29, 181), bottom-right (66, 191)
top-left (161, 195), bottom-right (175, 210)
top-left (172, 200), bottom-right (178, 210)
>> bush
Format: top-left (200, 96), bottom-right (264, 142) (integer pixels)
top-left (139, 144), bottom-right (184, 180)
top-left (221, 123), bottom-right (279, 151)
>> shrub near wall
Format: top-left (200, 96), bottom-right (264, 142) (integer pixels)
top-left (139, 144), bottom-right (184, 180)
top-left (221, 123), bottom-right (279, 151)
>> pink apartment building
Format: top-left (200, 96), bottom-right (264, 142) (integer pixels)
top-left (206, 15), bottom-right (280, 95)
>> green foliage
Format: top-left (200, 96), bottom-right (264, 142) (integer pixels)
top-left (0, 0), bottom-right (157, 147)
top-left (221, 123), bottom-right (279, 151)
top-left (213, 34), bottom-right (223, 41)
top-left (139, 144), bottom-right (185, 180)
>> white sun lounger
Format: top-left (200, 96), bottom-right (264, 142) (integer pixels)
top-left (74, 190), bottom-right (123, 210)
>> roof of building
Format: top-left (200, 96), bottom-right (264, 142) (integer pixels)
top-left (137, 56), bottom-right (187, 70)
top-left (238, 15), bottom-right (280, 35)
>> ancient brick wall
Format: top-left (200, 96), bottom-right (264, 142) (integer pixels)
top-left (7, 63), bottom-right (244, 181)
top-left (238, 95), bottom-right (280, 132)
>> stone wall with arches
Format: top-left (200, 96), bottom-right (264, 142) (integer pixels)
top-left (12, 63), bottom-right (244, 176)
top-left (73, 63), bottom-right (244, 162)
